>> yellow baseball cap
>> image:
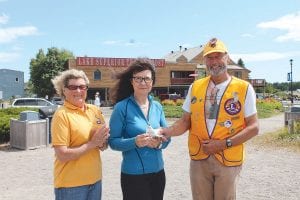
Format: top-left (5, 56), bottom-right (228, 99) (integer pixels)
top-left (203, 38), bottom-right (228, 57)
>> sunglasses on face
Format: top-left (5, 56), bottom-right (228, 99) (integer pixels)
top-left (65, 85), bottom-right (88, 90)
top-left (132, 76), bottom-right (153, 83)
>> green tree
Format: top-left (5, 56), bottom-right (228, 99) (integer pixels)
top-left (24, 80), bottom-right (35, 97)
top-left (265, 83), bottom-right (278, 94)
top-left (30, 47), bottom-right (74, 98)
top-left (237, 58), bottom-right (245, 68)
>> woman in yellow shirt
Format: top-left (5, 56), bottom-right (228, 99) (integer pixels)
top-left (51, 69), bottom-right (110, 200)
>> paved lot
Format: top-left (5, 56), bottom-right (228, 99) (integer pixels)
top-left (1, 113), bottom-right (300, 200)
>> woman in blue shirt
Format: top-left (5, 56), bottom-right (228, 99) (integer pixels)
top-left (109, 58), bottom-right (170, 200)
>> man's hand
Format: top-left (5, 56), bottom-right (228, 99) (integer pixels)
top-left (202, 139), bottom-right (226, 155)
top-left (157, 127), bottom-right (171, 142)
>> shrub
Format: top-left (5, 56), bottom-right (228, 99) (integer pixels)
top-left (0, 107), bottom-right (38, 143)
top-left (161, 99), bottom-right (176, 106)
top-left (175, 99), bottom-right (184, 106)
top-left (256, 98), bottom-right (283, 118)
top-left (163, 105), bottom-right (183, 118)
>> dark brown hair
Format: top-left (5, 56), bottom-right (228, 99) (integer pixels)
top-left (109, 58), bottom-right (156, 104)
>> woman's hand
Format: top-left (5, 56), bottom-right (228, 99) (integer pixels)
top-left (90, 125), bottom-right (110, 149)
top-left (135, 133), bottom-right (150, 148)
top-left (135, 133), bottom-right (162, 148)
top-left (99, 140), bottom-right (108, 151)
top-left (146, 136), bottom-right (162, 149)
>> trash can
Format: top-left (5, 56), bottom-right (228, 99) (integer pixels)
top-left (10, 111), bottom-right (48, 150)
top-left (291, 105), bottom-right (300, 112)
top-left (20, 111), bottom-right (40, 121)
top-left (39, 105), bottom-right (58, 143)
top-left (284, 105), bottom-right (300, 126)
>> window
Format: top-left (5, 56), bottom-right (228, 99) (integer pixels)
top-left (94, 69), bottom-right (101, 80)
top-left (15, 77), bottom-right (19, 82)
top-left (13, 99), bottom-right (25, 106)
top-left (171, 71), bottom-right (194, 78)
top-left (234, 71), bottom-right (242, 78)
top-left (12, 98), bottom-right (54, 108)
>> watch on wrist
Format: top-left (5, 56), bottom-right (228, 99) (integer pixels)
top-left (226, 139), bottom-right (232, 148)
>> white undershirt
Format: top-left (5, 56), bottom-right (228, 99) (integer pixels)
top-left (182, 77), bottom-right (257, 135)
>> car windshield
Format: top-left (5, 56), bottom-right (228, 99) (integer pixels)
top-left (12, 98), bottom-right (54, 108)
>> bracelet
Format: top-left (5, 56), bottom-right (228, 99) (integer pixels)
top-left (156, 141), bottom-right (163, 149)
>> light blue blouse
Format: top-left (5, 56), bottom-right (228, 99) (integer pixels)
top-left (109, 95), bottom-right (170, 174)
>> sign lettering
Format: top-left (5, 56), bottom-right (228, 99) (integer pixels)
top-left (76, 57), bottom-right (165, 67)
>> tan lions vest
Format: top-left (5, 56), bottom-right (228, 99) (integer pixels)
top-left (189, 76), bottom-right (249, 166)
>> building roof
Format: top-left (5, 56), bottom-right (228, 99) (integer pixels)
top-left (196, 64), bottom-right (250, 72)
top-left (163, 46), bottom-right (203, 63)
top-left (164, 46), bottom-right (250, 72)
top-left (0, 68), bottom-right (24, 73)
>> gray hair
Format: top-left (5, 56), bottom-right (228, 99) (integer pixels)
top-left (51, 69), bottom-right (90, 98)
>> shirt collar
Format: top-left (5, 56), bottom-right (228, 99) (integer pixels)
top-left (63, 100), bottom-right (90, 111)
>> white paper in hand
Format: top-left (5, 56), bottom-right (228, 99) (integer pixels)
top-left (146, 125), bottom-right (162, 138)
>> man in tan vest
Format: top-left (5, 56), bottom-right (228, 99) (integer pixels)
top-left (161, 38), bottom-right (259, 200)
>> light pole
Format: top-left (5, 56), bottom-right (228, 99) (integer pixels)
top-left (290, 59), bottom-right (293, 103)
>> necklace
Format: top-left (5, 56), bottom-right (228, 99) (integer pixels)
top-left (134, 96), bottom-right (149, 110)
top-left (139, 104), bottom-right (148, 109)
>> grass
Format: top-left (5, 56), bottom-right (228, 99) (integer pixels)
top-left (250, 128), bottom-right (300, 152)
top-left (163, 98), bottom-right (284, 119)
top-left (256, 98), bottom-right (283, 118)
top-left (163, 105), bottom-right (183, 118)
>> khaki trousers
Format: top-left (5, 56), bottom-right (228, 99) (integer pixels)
top-left (190, 156), bottom-right (242, 200)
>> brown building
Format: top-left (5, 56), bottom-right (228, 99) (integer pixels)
top-left (68, 45), bottom-right (251, 104)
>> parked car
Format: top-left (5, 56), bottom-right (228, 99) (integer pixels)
top-left (159, 93), bottom-right (181, 101)
top-left (51, 97), bottom-right (64, 105)
top-left (11, 98), bottom-right (54, 108)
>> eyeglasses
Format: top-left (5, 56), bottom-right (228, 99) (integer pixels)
top-left (65, 85), bottom-right (88, 90)
top-left (132, 76), bottom-right (153, 83)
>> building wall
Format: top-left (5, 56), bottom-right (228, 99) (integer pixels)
top-left (68, 58), bottom-right (196, 101)
top-left (0, 69), bottom-right (24, 100)
top-left (68, 56), bottom-right (251, 102)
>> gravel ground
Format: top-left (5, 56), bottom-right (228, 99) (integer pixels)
top-left (0, 113), bottom-right (299, 200)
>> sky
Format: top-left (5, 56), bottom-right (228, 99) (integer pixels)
top-left (0, 0), bottom-right (300, 83)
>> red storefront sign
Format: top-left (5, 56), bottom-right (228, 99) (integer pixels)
top-left (76, 57), bottom-right (165, 67)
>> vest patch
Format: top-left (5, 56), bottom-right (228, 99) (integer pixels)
top-left (224, 98), bottom-right (241, 115)
top-left (224, 120), bottom-right (232, 128)
top-left (191, 96), bottom-right (197, 104)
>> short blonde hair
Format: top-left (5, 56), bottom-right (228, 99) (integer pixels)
top-left (51, 69), bottom-right (90, 98)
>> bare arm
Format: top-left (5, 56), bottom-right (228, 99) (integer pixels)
top-left (162, 111), bottom-right (191, 137)
top-left (54, 126), bottom-right (110, 162)
top-left (229, 113), bottom-right (259, 146)
top-left (54, 143), bottom-right (97, 163)
top-left (202, 113), bottom-right (259, 154)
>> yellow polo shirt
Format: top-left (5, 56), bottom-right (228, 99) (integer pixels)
top-left (51, 101), bottom-right (105, 188)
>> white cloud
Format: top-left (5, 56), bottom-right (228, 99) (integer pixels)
top-left (241, 33), bottom-right (254, 38)
top-left (0, 52), bottom-right (20, 62)
top-left (181, 43), bottom-right (193, 48)
top-left (103, 40), bottom-right (121, 45)
top-left (231, 51), bottom-right (300, 62)
top-left (257, 11), bottom-right (300, 42)
top-left (102, 39), bottom-right (148, 47)
top-left (0, 26), bottom-right (39, 43)
top-left (0, 13), bottom-right (9, 24)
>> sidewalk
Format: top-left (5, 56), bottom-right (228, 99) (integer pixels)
top-left (258, 113), bottom-right (284, 134)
